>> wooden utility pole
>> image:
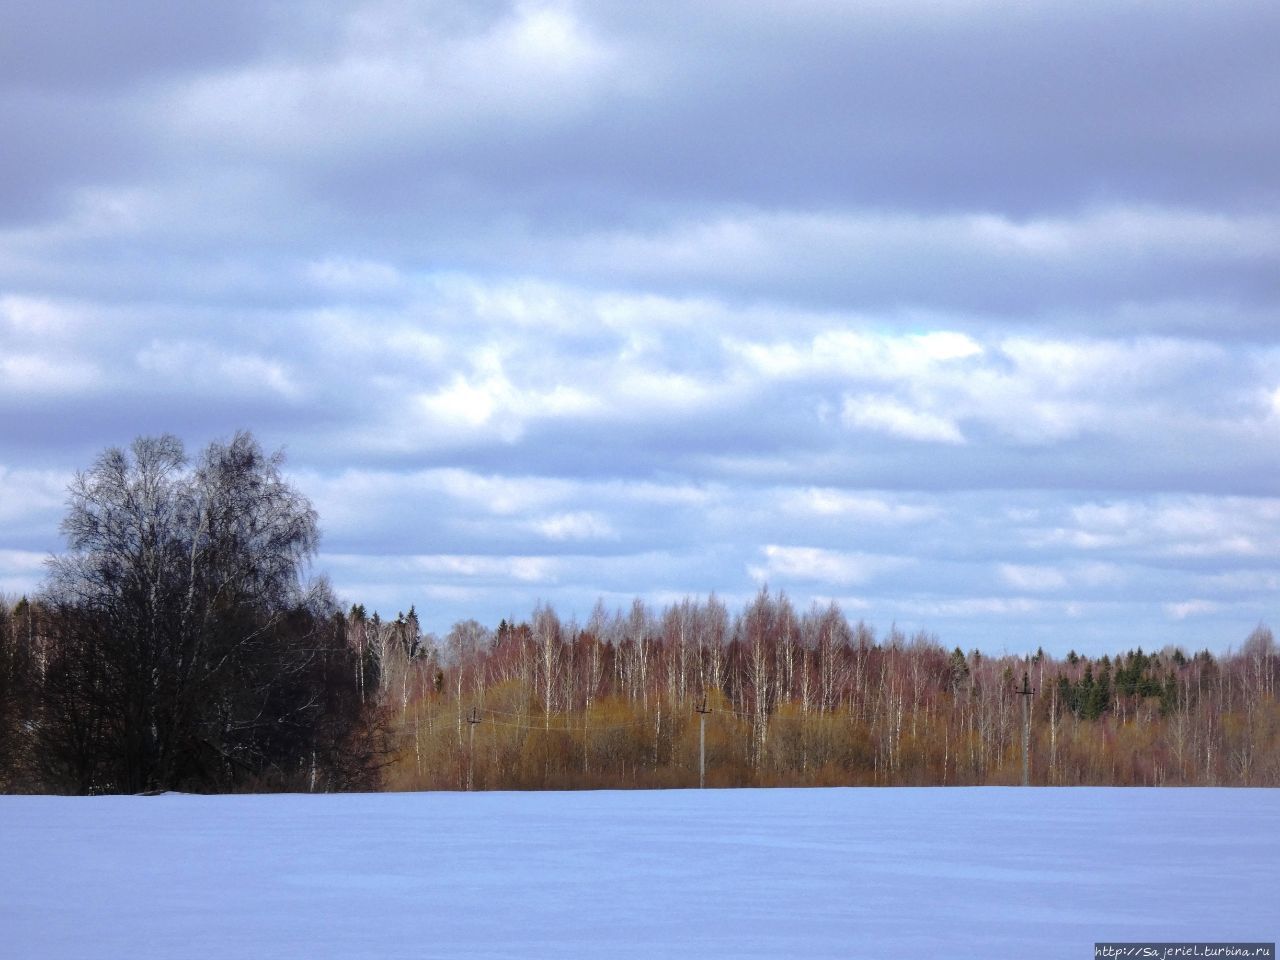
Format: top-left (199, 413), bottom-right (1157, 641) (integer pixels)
top-left (467, 706), bottom-right (481, 791)
top-left (1015, 674), bottom-right (1035, 786)
top-left (697, 696), bottom-right (712, 788)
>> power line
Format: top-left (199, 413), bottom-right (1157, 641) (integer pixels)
top-left (473, 713), bottom-right (649, 732)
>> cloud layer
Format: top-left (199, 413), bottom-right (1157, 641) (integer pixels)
top-left (2, 0), bottom-right (1278, 654)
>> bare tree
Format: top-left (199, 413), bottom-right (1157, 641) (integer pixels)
top-left (38, 433), bottom-right (377, 793)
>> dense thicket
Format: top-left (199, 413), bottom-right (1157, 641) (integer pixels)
top-left (0, 434), bottom-right (384, 794)
top-left (2, 434), bottom-right (1278, 793)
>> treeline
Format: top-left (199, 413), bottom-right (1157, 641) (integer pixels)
top-left (356, 594), bottom-right (1280, 790)
top-left (2, 432), bottom-right (1278, 793)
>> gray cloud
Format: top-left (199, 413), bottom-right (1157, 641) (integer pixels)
top-left (1, 0), bottom-right (1277, 653)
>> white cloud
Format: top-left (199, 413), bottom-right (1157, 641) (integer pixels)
top-left (0, 468), bottom-right (68, 525)
top-left (430, 470), bottom-right (573, 516)
top-left (565, 206), bottom-right (1280, 300)
top-left (998, 564), bottom-right (1068, 592)
top-left (725, 325), bottom-right (1234, 450)
top-left (298, 468), bottom-right (717, 550)
top-left (749, 546), bottom-right (910, 586)
top-left (0, 354), bottom-right (101, 395)
top-left (728, 328), bottom-right (984, 382)
top-left (328, 552), bottom-right (560, 584)
top-left (530, 512), bottom-right (616, 542)
top-left (136, 341), bottom-right (302, 401)
top-left (298, 468), bottom-right (575, 537)
top-left (997, 562), bottom-right (1126, 593)
top-left (784, 488), bottom-right (940, 524)
top-left (1036, 497), bottom-right (1280, 559)
top-left (167, 3), bottom-right (625, 160)
top-left (305, 257), bottom-right (402, 293)
top-left (608, 480), bottom-right (715, 507)
top-left (1197, 569), bottom-right (1280, 593)
top-left (0, 549), bottom-right (48, 595)
top-left (842, 394), bottom-right (966, 444)
top-left (0, 295), bottom-right (85, 337)
top-left (1166, 599), bottom-right (1219, 620)
top-left (606, 368), bottom-right (723, 415)
top-left (0, 549), bottom-right (47, 573)
top-left (901, 596), bottom-right (1045, 618)
top-left (414, 371), bottom-right (598, 442)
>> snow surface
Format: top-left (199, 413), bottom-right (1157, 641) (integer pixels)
top-left (2, 787), bottom-right (1275, 959)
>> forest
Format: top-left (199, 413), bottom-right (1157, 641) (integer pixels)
top-left (1, 433), bottom-right (1278, 794)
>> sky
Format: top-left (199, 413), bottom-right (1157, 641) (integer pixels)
top-left (1, 0), bottom-right (1278, 655)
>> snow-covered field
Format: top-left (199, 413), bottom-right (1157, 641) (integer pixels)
top-left (3, 787), bottom-right (1275, 959)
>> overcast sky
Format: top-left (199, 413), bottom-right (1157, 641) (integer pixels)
top-left (2, 0), bottom-right (1278, 654)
